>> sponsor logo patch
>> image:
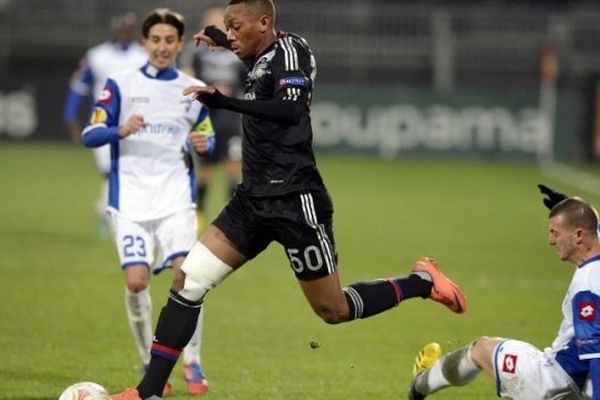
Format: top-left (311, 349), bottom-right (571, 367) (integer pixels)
top-left (278, 77), bottom-right (307, 88)
top-left (99, 87), bottom-right (112, 104)
top-left (502, 354), bottom-right (517, 374)
top-left (579, 301), bottom-right (596, 321)
top-left (89, 107), bottom-right (107, 124)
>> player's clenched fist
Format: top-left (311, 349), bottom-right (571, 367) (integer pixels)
top-left (119, 114), bottom-right (146, 138)
top-left (189, 131), bottom-right (210, 153)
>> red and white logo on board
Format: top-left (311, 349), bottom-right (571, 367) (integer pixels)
top-left (502, 354), bottom-right (517, 374)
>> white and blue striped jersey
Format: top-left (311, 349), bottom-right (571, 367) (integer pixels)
top-left (81, 63), bottom-right (214, 222)
top-left (549, 254), bottom-right (600, 393)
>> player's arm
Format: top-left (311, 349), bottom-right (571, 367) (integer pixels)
top-left (63, 59), bottom-right (94, 142)
top-left (572, 290), bottom-right (600, 397)
top-left (188, 106), bottom-right (216, 154)
top-left (182, 40), bottom-right (310, 125)
top-left (184, 87), bottom-right (304, 125)
top-left (81, 79), bottom-right (145, 147)
top-left (538, 184), bottom-right (568, 210)
top-left (193, 25), bottom-right (232, 51)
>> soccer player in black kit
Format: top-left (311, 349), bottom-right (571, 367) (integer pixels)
top-left (111, 1), bottom-right (467, 399)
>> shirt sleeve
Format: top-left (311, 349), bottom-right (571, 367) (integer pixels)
top-left (63, 58), bottom-right (94, 122)
top-left (572, 290), bottom-right (600, 359)
top-left (198, 90), bottom-right (303, 125)
top-left (270, 37), bottom-right (313, 105)
top-left (81, 78), bottom-right (122, 148)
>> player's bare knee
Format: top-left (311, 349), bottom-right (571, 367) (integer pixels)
top-left (470, 336), bottom-right (501, 368)
top-left (125, 276), bottom-right (148, 293)
top-left (314, 305), bottom-right (349, 324)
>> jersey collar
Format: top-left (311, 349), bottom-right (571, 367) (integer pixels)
top-left (578, 253), bottom-right (600, 269)
top-left (141, 63), bottom-right (178, 81)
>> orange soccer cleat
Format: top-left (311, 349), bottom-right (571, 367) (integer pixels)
top-left (184, 363), bottom-right (209, 396)
top-left (412, 257), bottom-right (467, 314)
top-left (110, 388), bottom-right (141, 400)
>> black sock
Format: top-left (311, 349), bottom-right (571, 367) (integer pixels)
top-left (196, 183), bottom-right (208, 212)
top-left (343, 274), bottom-right (432, 320)
top-left (395, 273), bottom-right (432, 299)
top-left (137, 291), bottom-right (201, 398)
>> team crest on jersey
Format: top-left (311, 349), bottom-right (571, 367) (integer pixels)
top-left (248, 51), bottom-right (274, 80)
top-left (99, 87), bottom-right (113, 104)
top-left (579, 301), bottom-right (596, 321)
top-left (502, 354), bottom-right (517, 374)
top-left (89, 107), bottom-right (108, 124)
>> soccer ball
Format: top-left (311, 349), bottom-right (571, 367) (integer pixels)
top-left (58, 382), bottom-right (109, 400)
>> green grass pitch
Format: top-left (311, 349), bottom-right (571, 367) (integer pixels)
top-left (2, 142), bottom-right (599, 399)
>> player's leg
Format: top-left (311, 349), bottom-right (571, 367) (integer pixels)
top-left (285, 191), bottom-right (464, 324)
top-left (195, 163), bottom-right (213, 214)
top-left (133, 225), bottom-right (245, 399)
top-left (111, 214), bottom-right (155, 368)
top-left (171, 255), bottom-right (209, 396)
top-left (92, 144), bottom-right (111, 238)
top-left (409, 337), bottom-right (499, 399)
top-left (224, 135), bottom-right (242, 198)
top-left (297, 266), bottom-right (438, 324)
top-left (123, 265), bottom-right (153, 367)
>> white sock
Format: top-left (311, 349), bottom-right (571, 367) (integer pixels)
top-left (182, 307), bottom-right (204, 366)
top-left (415, 345), bottom-right (480, 395)
top-left (125, 287), bottom-right (153, 366)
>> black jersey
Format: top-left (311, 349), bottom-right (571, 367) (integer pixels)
top-left (239, 32), bottom-right (326, 197)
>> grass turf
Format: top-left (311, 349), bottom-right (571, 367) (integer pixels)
top-left (1, 141), bottom-right (599, 399)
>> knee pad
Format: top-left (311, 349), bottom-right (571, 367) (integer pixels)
top-left (179, 242), bottom-right (233, 302)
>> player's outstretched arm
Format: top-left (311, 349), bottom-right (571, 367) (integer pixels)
top-left (538, 184), bottom-right (568, 210)
top-left (193, 25), bottom-right (231, 50)
top-left (183, 86), bottom-right (303, 125)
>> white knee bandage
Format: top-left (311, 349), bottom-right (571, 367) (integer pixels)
top-left (179, 242), bottom-right (234, 302)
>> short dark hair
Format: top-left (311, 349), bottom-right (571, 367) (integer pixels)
top-left (550, 197), bottom-right (599, 234)
top-left (227, 0), bottom-right (275, 17)
top-left (142, 8), bottom-right (185, 39)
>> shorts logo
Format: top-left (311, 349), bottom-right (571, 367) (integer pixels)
top-left (89, 107), bottom-right (108, 124)
top-left (99, 87), bottom-right (113, 104)
top-left (502, 354), bottom-right (517, 374)
top-left (579, 301), bottom-right (596, 321)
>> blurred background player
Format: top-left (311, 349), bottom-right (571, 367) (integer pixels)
top-left (63, 12), bottom-right (148, 238)
top-left (80, 8), bottom-right (212, 396)
top-left (409, 197), bottom-right (600, 400)
top-left (178, 4), bottom-right (245, 227)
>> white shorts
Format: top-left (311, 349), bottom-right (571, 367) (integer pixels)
top-left (92, 144), bottom-right (111, 175)
top-left (109, 208), bottom-right (198, 274)
top-left (493, 339), bottom-right (584, 399)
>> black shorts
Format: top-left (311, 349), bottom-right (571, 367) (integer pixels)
top-left (212, 189), bottom-right (338, 280)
